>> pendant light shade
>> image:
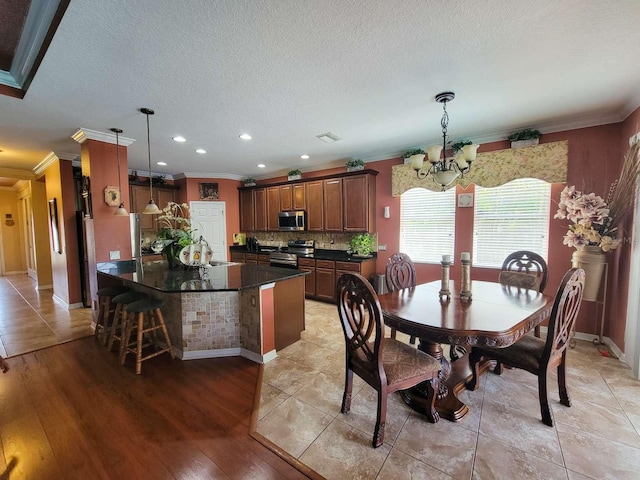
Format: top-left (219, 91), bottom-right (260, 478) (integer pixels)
top-left (140, 107), bottom-right (161, 214)
top-left (110, 128), bottom-right (129, 216)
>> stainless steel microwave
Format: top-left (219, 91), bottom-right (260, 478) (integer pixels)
top-left (278, 211), bottom-right (306, 231)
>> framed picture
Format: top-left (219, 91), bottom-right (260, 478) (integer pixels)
top-left (48, 198), bottom-right (62, 254)
top-left (199, 182), bottom-right (219, 200)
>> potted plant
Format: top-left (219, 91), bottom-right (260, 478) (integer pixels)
top-left (287, 169), bottom-right (302, 181)
top-left (348, 233), bottom-right (374, 257)
top-left (507, 129), bottom-right (541, 149)
top-left (402, 148), bottom-right (426, 165)
top-left (346, 159), bottom-right (365, 172)
top-left (242, 177), bottom-right (256, 187)
top-left (451, 140), bottom-right (472, 153)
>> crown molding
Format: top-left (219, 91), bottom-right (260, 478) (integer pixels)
top-left (0, 167), bottom-right (35, 180)
top-left (71, 128), bottom-right (135, 146)
top-left (57, 151), bottom-right (79, 161)
top-left (174, 172), bottom-right (244, 181)
top-left (33, 151), bottom-right (58, 177)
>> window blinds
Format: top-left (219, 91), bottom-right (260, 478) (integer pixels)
top-left (473, 178), bottom-right (550, 268)
top-left (400, 187), bottom-right (456, 263)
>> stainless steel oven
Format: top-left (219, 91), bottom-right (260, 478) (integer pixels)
top-left (269, 240), bottom-right (314, 269)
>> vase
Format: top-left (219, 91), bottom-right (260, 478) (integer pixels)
top-left (571, 245), bottom-right (607, 301)
top-left (164, 244), bottom-right (184, 270)
top-left (510, 138), bottom-right (539, 149)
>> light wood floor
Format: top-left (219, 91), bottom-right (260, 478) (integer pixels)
top-left (0, 275), bottom-right (309, 480)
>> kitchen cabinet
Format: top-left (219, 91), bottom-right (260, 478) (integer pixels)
top-left (237, 169), bottom-right (377, 233)
top-left (257, 253), bottom-right (270, 266)
top-left (315, 259), bottom-right (336, 302)
top-left (230, 252), bottom-right (245, 263)
top-left (305, 180), bottom-right (324, 231)
top-left (297, 258), bottom-right (316, 296)
top-left (343, 174), bottom-right (376, 232)
top-left (245, 253), bottom-right (258, 265)
top-left (240, 189), bottom-right (255, 232)
top-left (323, 179), bottom-right (343, 231)
top-left (130, 184), bottom-right (177, 232)
top-left (293, 183), bottom-right (306, 210)
top-left (266, 187), bottom-right (280, 231)
top-left (280, 185), bottom-right (293, 211)
top-left (254, 188), bottom-right (267, 231)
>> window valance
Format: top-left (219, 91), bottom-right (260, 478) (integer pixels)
top-left (391, 140), bottom-right (568, 195)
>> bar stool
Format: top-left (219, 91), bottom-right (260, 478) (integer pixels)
top-left (121, 297), bottom-right (175, 374)
top-left (107, 291), bottom-right (149, 357)
top-left (95, 286), bottom-right (129, 345)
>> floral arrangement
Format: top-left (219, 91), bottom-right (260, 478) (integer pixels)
top-left (155, 202), bottom-right (196, 249)
top-left (555, 141), bottom-right (640, 252)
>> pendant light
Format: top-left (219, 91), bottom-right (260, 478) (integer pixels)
top-left (111, 128), bottom-right (129, 216)
top-left (140, 108), bottom-right (161, 214)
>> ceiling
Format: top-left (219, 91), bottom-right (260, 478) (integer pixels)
top-left (1, 0), bottom-right (640, 182)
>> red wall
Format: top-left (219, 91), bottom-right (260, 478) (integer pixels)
top-left (256, 122), bottom-right (631, 340)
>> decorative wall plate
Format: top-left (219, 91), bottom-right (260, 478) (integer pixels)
top-left (104, 185), bottom-right (120, 206)
top-left (179, 243), bottom-right (213, 266)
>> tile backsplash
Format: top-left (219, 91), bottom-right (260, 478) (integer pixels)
top-left (244, 231), bottom-right (378, 252)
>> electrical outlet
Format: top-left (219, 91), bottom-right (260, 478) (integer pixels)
top-left (109, 250), bottom-right (120, 260)
top-left (378, 244), bottom-right (387, 251)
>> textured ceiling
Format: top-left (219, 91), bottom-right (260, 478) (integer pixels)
top-left (1, 0), bottom-right (640, 180)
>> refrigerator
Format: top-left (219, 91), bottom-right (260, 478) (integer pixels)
top-left (130, 213), bottom-right (142, 259)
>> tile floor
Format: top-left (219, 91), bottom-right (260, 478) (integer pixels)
top-left (258, 300), bottom-right (640, 480)
top-left (0, 275), bottom-right (93, 358)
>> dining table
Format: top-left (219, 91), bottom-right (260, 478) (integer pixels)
top-left (377, 279), bottom-right (554, 422)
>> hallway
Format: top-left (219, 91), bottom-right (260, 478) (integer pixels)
top-left (0, 275), bottom-right (93, 358)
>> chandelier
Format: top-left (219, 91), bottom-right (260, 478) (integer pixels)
top-left (411, 92), bottom-right (479, 190)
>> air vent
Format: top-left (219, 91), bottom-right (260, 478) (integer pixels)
top-left (316, 132), bottom-right (341, 143)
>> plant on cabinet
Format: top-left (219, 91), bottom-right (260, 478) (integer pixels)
top-left (348, 233), bottom-right (374, 257)
top-left (287, 169), bottom-right (302, 181)
top-left (508, 129), bottom-right (541, 148)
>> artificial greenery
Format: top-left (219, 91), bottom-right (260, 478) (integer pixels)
top-left (507, 129), bottom-right (541, 141)
top-left (243, 177), bottom-right (256, 185)
top-left (402, 148), bottom-right (426, 158)
top-left (287, 169), bottom-right (302, 177)
top-left (346, 158), bottom-right (365, 168)
top-left (348, 233), bottom-right (374, 256)
top-left (451, 140), bottom-right (472, 153)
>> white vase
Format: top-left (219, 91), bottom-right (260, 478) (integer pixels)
top-left (510, 138), bottom-right (539, 149)
top-left (571, 245), bottom-right (607, 301)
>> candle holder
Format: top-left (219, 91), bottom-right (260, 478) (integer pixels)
top-left (439, 259), bottom-right (452, 300)
top-left (460, 258), bottom-right (472, 301)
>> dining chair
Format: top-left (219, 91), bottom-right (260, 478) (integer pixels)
top-left (502, 250), bottom-right (548, 338)
top-left (336, 273), bottom-right (440, 447)
top-left (385, 253), bottom-right (417, 344)
top-left (467, 268), bottom-right (585, 427)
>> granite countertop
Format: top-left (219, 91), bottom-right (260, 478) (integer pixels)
top-left (97, 259), bottom-right (308, 293)
top-left (229, 246), bottom-right (376, 263)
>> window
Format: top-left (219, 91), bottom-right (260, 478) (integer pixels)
top-left (473, 178), bottom-right (550, 268)
top-left (400, 187), bottom-right (456, 263)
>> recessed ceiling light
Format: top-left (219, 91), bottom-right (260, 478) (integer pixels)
top-left (239, 133), bottom-right (252, 140)
top-left (257, 164), bottom-right (266, 168)
top-left (157, 161), bottom-right (167, 166)
top-left (195, 148), bottom-right (207, 154)
top-left (300, 154), bottom-right (310, 159)
top-left (173, 136), bottom-right (186, 142)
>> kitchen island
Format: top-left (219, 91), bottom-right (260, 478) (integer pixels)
top-left (97, 260), bottom-right (307, 363)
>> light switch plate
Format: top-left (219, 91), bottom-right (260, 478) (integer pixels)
top-left (109, 251), bottom-right (120, 260)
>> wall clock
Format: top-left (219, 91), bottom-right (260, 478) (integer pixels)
top-left (458, 193), bottom-right (473, 208)
top-left (104, 186), bottom-right (121, 206)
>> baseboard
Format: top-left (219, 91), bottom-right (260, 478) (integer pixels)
top-left (2, 270), bottom-right (28, 275)
top-left (177, 347), bottom-right (277, 364)
top-left (52, 295), bottom-right (69, 309)
top-left (36, 284), bottom-right (53, 290)
top-left (539, 326), bottom-right (626, 363)
top-left (68, 302), bottom-right (85, 309)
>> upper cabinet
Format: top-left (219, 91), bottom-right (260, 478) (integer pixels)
top-left (343, 174), bottom-right (376, 232)
top-left (238, 169), bottom-right (377, 233)
top-left (323, 179), bottom-right (343, 231)
top-left (130, 183), bottom-right (178, 232)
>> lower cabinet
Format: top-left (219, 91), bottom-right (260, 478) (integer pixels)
top-left (301, 258), bottom-right (376, 303)
top-left (298, 258), bottom-right (316, 297)
top-left (315, 260), bottom-right (336, 302)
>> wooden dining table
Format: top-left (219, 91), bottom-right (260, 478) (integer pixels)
top-left (378, 279), bottom-right (554, 422)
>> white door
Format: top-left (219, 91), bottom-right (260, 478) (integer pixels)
top-left (189, 201), bottom-right (227, 262)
